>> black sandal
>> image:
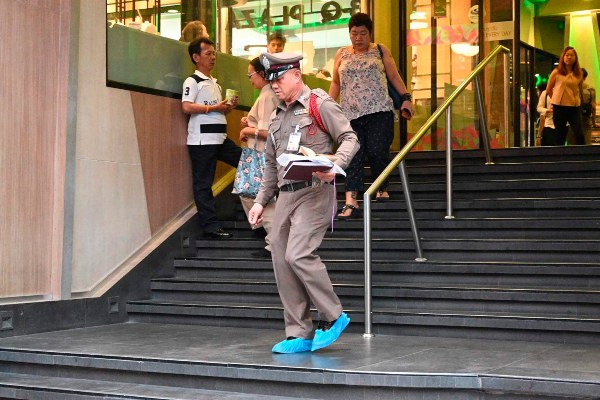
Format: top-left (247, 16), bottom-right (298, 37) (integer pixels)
top-left (337, 204), bottom-right (362, 219)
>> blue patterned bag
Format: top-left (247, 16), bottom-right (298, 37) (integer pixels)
top-left (233, 145), bottom-right (265, 198)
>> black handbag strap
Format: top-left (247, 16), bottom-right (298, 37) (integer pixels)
top-left (189, 74), bottom-right (208, 83)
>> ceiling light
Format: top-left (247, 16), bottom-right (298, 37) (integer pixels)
top-left (410, 21), bottom-right (428, 29)
top-left (410, 11), bottom-right (427, 20)
top-left (451, 43), bottom-right (479, 57)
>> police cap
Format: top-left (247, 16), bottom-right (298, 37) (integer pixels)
top-left (260, 52), bottom-right (303, 81)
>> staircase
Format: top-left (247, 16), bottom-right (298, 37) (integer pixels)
top-left (3, 146), bottom-right (600, 399)
top-left (127, 145), bottom-right (600, 344)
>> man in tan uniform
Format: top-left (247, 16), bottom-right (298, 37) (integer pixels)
top-left (248, 52), bottom-right (359, 354)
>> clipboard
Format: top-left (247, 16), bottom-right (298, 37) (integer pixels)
top-left (282, 160), bottom-right (332, 181)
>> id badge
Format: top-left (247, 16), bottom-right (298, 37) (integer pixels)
top-left (286, 124), bottom-right (301, 152)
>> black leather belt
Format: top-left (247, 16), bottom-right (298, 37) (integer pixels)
top-left (200, 124), bottom-right (227, 133)
top-left (279, 181), bottom-right (312, 192)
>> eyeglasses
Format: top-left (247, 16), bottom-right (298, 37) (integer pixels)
top-left (247, 71), bottom-right (258, 79)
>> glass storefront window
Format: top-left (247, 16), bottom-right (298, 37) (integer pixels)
top-left (106, 0), bottom-right (365, 102)
top-left (225, 0), bottom-right (362, 76)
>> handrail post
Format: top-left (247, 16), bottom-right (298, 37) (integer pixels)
top-left (360, 46), bottom-right (511, 340)
top-left (503, 52), bottom-right (511, 148)
top-left (445, 105), bottom-right (455, 220)
top-left (475, 75), bottom-right (494, 165)
top-left (363, 193), bottom-right (374, 338)
top-left (398, 160), bottom-right (426, 261)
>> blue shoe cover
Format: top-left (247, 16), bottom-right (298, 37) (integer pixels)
top-left (272, 337), bottom-right (313, 354)
top-left (311, 312), bottom-right (350, 351)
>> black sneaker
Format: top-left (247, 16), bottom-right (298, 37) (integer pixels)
top-left (252, 227), bottom-right (267, 238)
top-left (251, 248), bottom-right (271, 258)
top-left (203, 228), bottom-right (233, 239)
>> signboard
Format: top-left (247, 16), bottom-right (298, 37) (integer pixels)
top-left (434, 0), bottom-right (446, 17)
top-left (484, 21), bottom-right (513, 41)
top-left (232, 0), bottom-right (361, 29)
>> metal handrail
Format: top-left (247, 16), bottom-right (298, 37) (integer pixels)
top-left (362, 45), bottom-right (511, 337)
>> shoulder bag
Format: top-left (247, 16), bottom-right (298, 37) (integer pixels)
top-left (233, 140), bottom-right (265, 198)
top-left (377, 44), bottom-right (403, 109)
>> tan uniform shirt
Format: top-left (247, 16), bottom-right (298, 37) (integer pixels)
top-left (255, 86), bottom-right (359, 207)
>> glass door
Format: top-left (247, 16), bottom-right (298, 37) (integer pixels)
top-left (406, 0), bottom-right (482, 151)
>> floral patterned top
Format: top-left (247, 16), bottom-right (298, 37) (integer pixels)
top-left (338, 45), bottom-right (394, 121)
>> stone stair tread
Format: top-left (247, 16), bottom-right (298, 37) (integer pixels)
top-left (128, 299), bottom-right (282, 309)
top-left (148, 280), bottom-right (600, 305)
top-left (375, 307), bottom-right (600, 322)
top-left (197, 237), bottom-right (600, 245)
top-left (128, 300), bottom-right (600, 321)
top-left (175, 258), bottom-right (600, 274)
top-left (0, 372), bottom-right (310, 400)
top-left (177, 257), bottom-right (600, 267)
top-left (152, 277), bottom-right (600, 294)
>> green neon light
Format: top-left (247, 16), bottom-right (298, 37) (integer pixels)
top-left (236, 18), bottom-right (350, 34)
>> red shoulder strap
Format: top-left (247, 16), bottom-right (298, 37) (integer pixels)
top-left (308, 93), bottom-right (326, 135)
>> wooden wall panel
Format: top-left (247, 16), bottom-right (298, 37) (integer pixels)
top-left (130, 93), bottom-right (194, 233)
top-left (131, 93), bottom-right (244, 233)
top-left (0, 0), bottom-right (70, 298)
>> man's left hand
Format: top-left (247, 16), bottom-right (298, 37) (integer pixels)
top-left (313, 170), bottom-right (336, 183)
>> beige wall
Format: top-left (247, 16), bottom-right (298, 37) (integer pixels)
top-left (71, 0), bottom-right (152, 294)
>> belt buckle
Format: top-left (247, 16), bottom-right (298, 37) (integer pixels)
top-left (296, 181), bottom-right (310, 191)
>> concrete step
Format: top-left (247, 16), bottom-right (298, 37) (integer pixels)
top-left (228, 217), bottom-right (600, 239)
top-left (173, 258), bottom-right (600, 288)
top-left (148, 277), bottom-right (600, 315)
top-left (194, 236), bottom-right (600, 263)
top-left (126, 301), bottom-right (600, 343)
top-left (232, 197), bottom-right (600, 221)
top-left (338, 177), bottom-right (600, 200)
top-left (0, 372), bottom-right (313, 400)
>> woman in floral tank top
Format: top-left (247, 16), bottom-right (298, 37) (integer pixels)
top-left (330, 13), bottom-right (413, 218)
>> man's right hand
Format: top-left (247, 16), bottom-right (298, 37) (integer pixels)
top-left (212, 99), bottom-right (234, 114)
top-left (248, 203), bottom-right (264, 226)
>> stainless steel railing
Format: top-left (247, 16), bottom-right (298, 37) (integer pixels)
top-left (362, 45), bottom-right (512, 337)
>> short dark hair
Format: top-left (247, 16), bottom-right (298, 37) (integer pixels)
top-left (268, 31), bottom-right (286, 45)
top-left (249, 57), bottom-right (266, 74)
top-left (583, 68), bottom-right (588, 79)
top-left (188, 37), bottom-right (215, 64)
top-left (348, 12), bottom-right (373, 35)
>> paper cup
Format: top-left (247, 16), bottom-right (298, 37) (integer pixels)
top-left (225, 89), bottom-right (239, 104)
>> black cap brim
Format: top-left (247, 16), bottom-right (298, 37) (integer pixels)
top-left (265, 65), bottom-right (297, 81)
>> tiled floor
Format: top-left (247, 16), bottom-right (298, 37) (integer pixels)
top-left (0, 322), bottom-right (599, 397)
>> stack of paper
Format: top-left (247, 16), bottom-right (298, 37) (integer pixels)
top-left (277, 151), bottom-right (345, 181)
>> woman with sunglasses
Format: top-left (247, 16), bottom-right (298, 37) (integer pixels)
top-left (236, 57), bottom-right (279, 258)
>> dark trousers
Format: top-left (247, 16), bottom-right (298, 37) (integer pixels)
top-left (553, 105), bottom-right (584, 145)
top-left (188, 138), bottom-right (241, 233)
top-left (344, 111), bottom-right (394, 192)
top-left (540, 127), bottom-right (557, 146)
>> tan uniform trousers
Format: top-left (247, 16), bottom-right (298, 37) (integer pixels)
top-left (270, 183), bottom-right (342, 339)
top-left (239, 196), bottom-right (275, 251)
